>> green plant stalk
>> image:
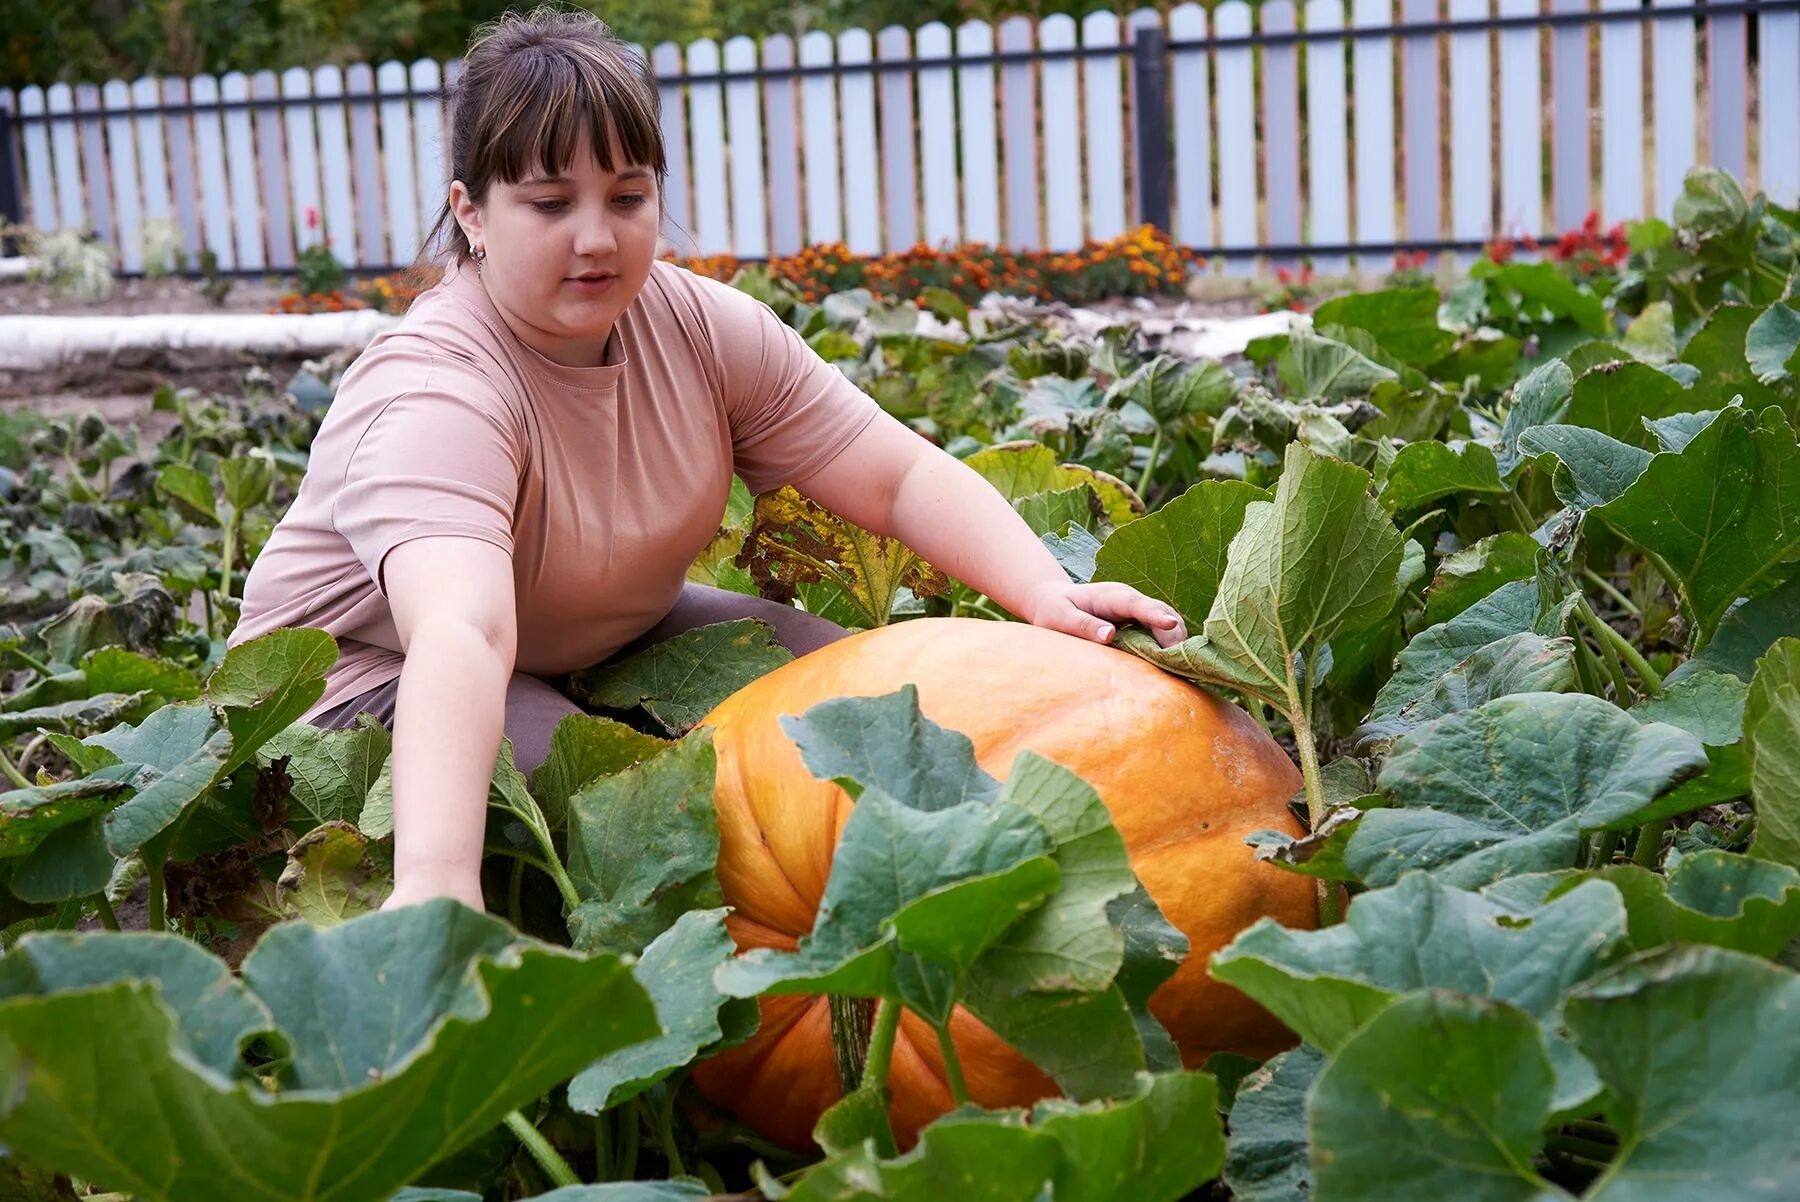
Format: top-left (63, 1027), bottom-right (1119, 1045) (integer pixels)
top-left (7, 646), bottom-right (52, 676)
top-left (1591, 829), bottom-right (1622, 868)
top-left (93, 893), bottom-right (120, 931)
top-left (504, 1110), bottom-right (581, 1189)
top-left (1579, 599), bottom-right (1662, 695)
top-left (1581, 607), bottom-right (1635, 705)
top-left (934, 1021), bottom-right (971, 1107)
top-left (592, 1114), bottom-right (614, 1182)
top-left (830, 994), bottom-right (876, 1096)
top-left (220, 517), bottom-right (238, 601)
top-left (508, 859), bottom-right (526, 930)
top-left (1136, 426), bottom-right (1165, 498)
top-left (1631, 820), bottom-right (1669, 868)
top-left (861, 998), bottom-right (903, 1096)
top-left (1287, 667), bottom-right (1344, 928)
top-left (1580, 567), bottom-right (1641, 618)
top-left (507, 800), bottom-right (582, 914)
top-left (1569, 631), bottom-right (1608, 699)
top-left (1505, 490), bottom-right (1537, 535)
top-left (146, 856), bottom-right (167, 932)
top-left (615, 1097), bottom-right (641, 1180)
top-left (655, 1090), bottom-right (686, 1177)
top-left (0, 749), bottom-right (31, 790)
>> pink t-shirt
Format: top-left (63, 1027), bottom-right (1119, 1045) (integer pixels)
top-left (231, 259), bottom-right (883, 718)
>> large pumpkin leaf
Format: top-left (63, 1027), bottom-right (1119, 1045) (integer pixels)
top-left (87, 702), bottom-right (234, 858)
top-left (272, 820), bottom-right (391, 925)
top-left (1272, 329), bottom-right (1399, 398)
top-left (1671, 574), bottom-right (1800, 684)
top-left (1589, 404), bottom-right (1800, 645)
top-left (566, 619), bottom-right (792, 737)
top-left (1559, 852), bottom-right (1800, 958)
top-left (1678, 304), bottom-right (1791, 410)
top-left (1091, 479), bottom-right (1268, 628)
top-left (1746, 638), bottom-right (1800, 870)
top-left (1367, 578), bottom-right (1565, 720)
top-left (963, 441), bottom-right (1145, 528)
top-left (1564, 360), bottom-right (1696, 447)
top-left (1355, 632), bottom-right (1577, 747)
top-left (1312, 287), bottom-right (1456, 366)
top-left (204, 627), bottom-right (337, 775)
top-left (1495, 359), bottom-right (1576, 478)
top-left (1517, 425), bottom-right (1653, 511)
top-left (734, 486), bottom-right (951, 628)
top-left (1309, 992), bottom-right (1563, 1202)
top-left (1126, 443), bottom-right (1403, 712)
top-left (1423, 532), bottom-right (1542, 626)
top-left (1379, 440), bottom-right (1507, 513)
top-left (568, 908), bottom-right (750, 1113)
top-left (0, 902), bottom-right (659, 1202)
top-left (394, 1185), bottom-right (708, 1202)
top-left (528, 713), bottom-right (669, 835)
top-left (786, 1070), bottom-right (1222, 1202)
top-left (257, 715), bottom-right (392, 830)
top-left (1216, 875), bottom-right (1619, 1114)
top-left (1566, 945), bottom-right (1800, 1198)
top-left (1221, 1045), bottom-right (1324, 1202)
top-left (565, 732), bottom-right (721, 957)
top-left (1350, 693), bottom-right (1709, 887)
top-left (0, 776), bottom-right (133, 859)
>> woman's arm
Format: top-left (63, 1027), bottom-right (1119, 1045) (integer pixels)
top-left (794, 415), bottom-right (1188, 647)
top-left (378, 536), bottom-right (518, 911)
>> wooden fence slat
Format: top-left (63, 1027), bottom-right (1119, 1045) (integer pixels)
top-left (160, 78), bottom-right (201, 260)
top-left (1216, 0), bottom-right (1258, 271)
top-left (1082, 10), bottom-right (1127, 241)
top-left (252, 71), bottom-right (294, 270)
top-left (345, 64), bottom-right (386, 267)
top-left (1761, 7), bottom-right (1800, 204)
top-left (1708, 4), bottom-right (1748, 182)
top-left (916, 22), bottom-right (959, 246)
top-left (130, 78), bottom-right (170, 229)
top-left (282, 68), bottom-right (322, 253)
top-left (1551, 0), bottom-right (1592, 230)
top-left (1402, 0), bottom-right (1441, 241)
top-left (1449, 0), bottom-right (1493, 258)
top-left (724, 36), bottom-right (769, 259)
top-left (221, 73), bottom-right (265, 270)
top-left (998, 16), bottom-right (1040, 249)
top-left (799, 31), bottom-right (843, 245)
top-left (957, 20), bottom-right (1002, 246)
top-left (1262, 1), bottom-right (1301, 265)
top-left (1651, 0), bottom-right (1696, 217)
top-left (839, 28), bottom-right (883, 255)
top-left (1040, 14), bottom-right (1083, 251)
top-left (878, 26), bottom-right (919, 252)
top-left (652, 43), bottom-right (696, 257)
top-left (314, 67), bottom-right (359, 266)
top-left (760, 36), bottom-right (803, 257)
top-left (1353, 0), bottom-right (1397, 249)
top-left (1600, 0), bottom-right (1644, 223)
top-left (19, 88), bottom-right (56, 233)
top-left (189, 74), bottom-right (234, 268)
top-left (0, 90), bottom-right (17, 230)
top-left (102, 80), bottom-right (142, 270)
top-left (374, 62), bottom-right (417, 267)
top-left (1169, 3), bottom-right (1213, 250)
top-left (1306, 0), bottom-right (1351, 272)
top-left (686, 40), bottom-right (731, 256)
top-left (1497, 0), bottom-right (1542, 233)
top-left (47, 85), bottom-right (83, 232)
top-left (75, 84), bottom-right (115, 248)
top-left (410, 59), bottom-right (445, 259)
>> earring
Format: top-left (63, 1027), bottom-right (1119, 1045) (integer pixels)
top-left (472, 245), bottom-right (487, 263)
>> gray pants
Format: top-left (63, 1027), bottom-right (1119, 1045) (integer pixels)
top-left (311, 582), bottom-right (848, 773)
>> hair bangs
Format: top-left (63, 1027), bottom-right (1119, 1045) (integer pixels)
top-left (474, 45), bottom-right (663, 188)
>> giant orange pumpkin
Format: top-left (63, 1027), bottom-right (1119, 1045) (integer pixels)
top-left (689, 617), bottom-right (1315, 1150)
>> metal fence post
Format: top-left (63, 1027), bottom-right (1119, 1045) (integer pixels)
top-left (1130, 24), bottom-right (1173, 236)
top-left (0, 104), bottom-right (24, 255)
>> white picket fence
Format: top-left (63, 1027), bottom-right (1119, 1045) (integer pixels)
top-left (3, 1), bottom-right (1798, 276)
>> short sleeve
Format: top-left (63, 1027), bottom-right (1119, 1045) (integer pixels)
top-left (330, 373), bottom-right (523, 593)
top-left (707, 283), bottom-right (883, 495)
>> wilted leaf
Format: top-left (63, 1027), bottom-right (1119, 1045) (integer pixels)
top-left (963, 442), bottom-right (1144, 528)
top-left (274, 821), bottom-right (391, 925)
top-left (1746, 639), bottom-right (1800, 870)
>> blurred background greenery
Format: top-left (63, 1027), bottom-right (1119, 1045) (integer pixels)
top-left (2, 0), bottom-right (1164, 88)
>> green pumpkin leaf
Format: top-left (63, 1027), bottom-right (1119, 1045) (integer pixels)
top-left (567, 619), bottom-right (793, 738)
top-left (1358, 633), bottom-right (1578, 747)
top-left (1671, 574), bottom-right (1800, 684)
top-left (1309, 992), bottom-right (1561, 1202)
top-left (962, 442), bottom-right (1144, 529)
top-left (204, 628), bottom-right (337, 775)
top-left (87, 702), bottom-right (235, 858)
top-left (1565, 945), bottom-right (1800, 1197)
top-left (1517, 425), bottom-right (1653, 511)
top-left (1091, 479), bottom-right (1268, 629)
top-left (1746, 638), bottom-right (1800, 870)
top-left (1423, 532), bottom-right (1543, 625)
top-left (1582, 852), bottom-right (1800, 958)
top-left (0, 903), bottom-right (660, 1202)
top-left (258, 715), bottom-right (392, 830)
top-left (1221, 1045), bottom-right (1324, 1202)
top-left (1678, 304), bottom-right (1790, 410)
top-left (528, 713), bottom-right (669, 834)
top-left (1352, 694), bottom-right (1709, 887)
top-left (1380, 440), bottom-right (1507, 512)
top-left (1273, 329), bottom-right (1399, 398)
top-left (565, 732), bottom-right (721, 957)
top-left (0, 778), bottom-right (131, 859)
top-left (1564, 359), bottom-right (1695, 447)
top-left (568, 907), bottom-right (745, 1113)
top-left (153, 463), bottom-right (220, 527)
top-left (1312, 287), bottom-right (1455, 366)
top-left (1495, 359), bottom-right (1575, 478)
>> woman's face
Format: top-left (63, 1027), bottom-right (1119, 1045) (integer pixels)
top-left (451, 126), bottom-right (659, 368)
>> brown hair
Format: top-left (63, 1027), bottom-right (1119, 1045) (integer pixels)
top-left (418, 5), bottom-right (667, 270)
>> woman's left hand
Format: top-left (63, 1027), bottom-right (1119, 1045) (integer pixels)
top-left (1020, 581), bottom-right (1189, 649)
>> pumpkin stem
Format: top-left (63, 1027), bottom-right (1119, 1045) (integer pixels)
top-left (934, 1022), bottom-right (971, 1107)
top-left (829, 994), bottom-right (877, 1096)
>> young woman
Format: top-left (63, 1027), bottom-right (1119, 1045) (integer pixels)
top-left (231, 7), bottom-right (1188, 912)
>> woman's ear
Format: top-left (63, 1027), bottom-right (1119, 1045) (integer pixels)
top-left (449, 180), bottom-right (484, 246)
